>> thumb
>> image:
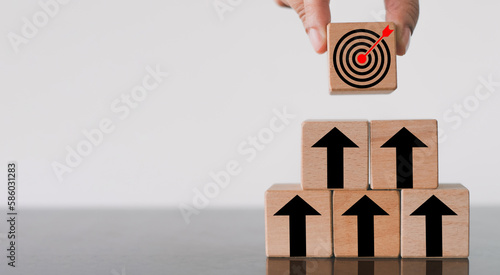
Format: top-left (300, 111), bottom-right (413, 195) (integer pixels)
top-left (280, 0), bottom-right (331, 54)
top-left (385, 0), bottom-right (419, 55)
top-left (303, 0), bottom-right (331, 54)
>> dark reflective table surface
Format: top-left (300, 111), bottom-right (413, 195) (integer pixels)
top-left (267, 258), bottom-right (468, 274)
top-left (0, 207), bottom-right (497, 274)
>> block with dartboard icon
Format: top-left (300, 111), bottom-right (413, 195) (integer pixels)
top-left (328, 22), bottom-right (397, 94)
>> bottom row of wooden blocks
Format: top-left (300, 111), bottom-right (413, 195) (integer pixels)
top-left (267, 258), bottom-right (469, 275)
top-left (265, 184), bottom-right (469, 258)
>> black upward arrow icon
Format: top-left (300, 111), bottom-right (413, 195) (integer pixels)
top-left (411, 195), bottom-right (457, 257)
top-left (343, 195), bottom-right (389, 257)
top-left (274, 195), bottom-right (321, 257)
top-left (381, 127), bottom-right (427, 188)
top-left (312, 127), bottom-right (358, 189)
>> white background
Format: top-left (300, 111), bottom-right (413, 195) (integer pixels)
top-left (0, 0), bottom-right (498, 210)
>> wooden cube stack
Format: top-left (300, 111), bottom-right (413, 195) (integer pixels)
top-left (265, 120), bottom-right (470, 259)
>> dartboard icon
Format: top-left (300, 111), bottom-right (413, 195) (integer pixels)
top-left (333, 28), bottom-right (392, 89)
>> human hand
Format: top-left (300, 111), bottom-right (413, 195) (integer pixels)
top-left (274, 0), bottom-right (419, 55)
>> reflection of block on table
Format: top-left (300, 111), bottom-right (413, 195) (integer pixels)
top-left (334, 259), bottom-right (400, 275)
top-left (401, 258), bottom-right (469, 275)
top-left (371, 119), bottom-right (438, 189)
top-left (333, 190), bottom-right (400, 257)
top-left (302, 120), bottom-right (368, 190)
top-left (328, 22), bottom-right (397, 94)
top-left (265, 184), bottom-right (332, 257)
top-left (266, 258), bottom-right (333, 275)
top-left (401, 184), bottom-right (469, 258)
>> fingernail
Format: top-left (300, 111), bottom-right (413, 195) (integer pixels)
top-left (308, 28), bottom-right (324, 53)
top-left (404, 27), bottom-right (411, 54)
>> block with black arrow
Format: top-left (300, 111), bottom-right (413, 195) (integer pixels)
top-left (371, 120), bottom-right (438, 189)
top-left (302, 120), bottom-right (369, 190)
top-left (333, 190), bottom-right (400, 258)
top-left (401, 184), bottom-right (469, 258)
top-left (265, 184), bottom-right (333, 257)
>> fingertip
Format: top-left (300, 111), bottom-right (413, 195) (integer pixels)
top-left (303, 0), bottom-right (331, 54)
top-left (308, 27), bottom-right (327, 54)
top-left (396, 26), bottom-right (411, 56)
top-left (385, 0), bottom-right (418, 55)
top-left (405, 28), bottom-right (411, 54)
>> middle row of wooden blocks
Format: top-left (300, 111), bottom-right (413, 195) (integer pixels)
top-left (303, 120), bottom-right (438, 190)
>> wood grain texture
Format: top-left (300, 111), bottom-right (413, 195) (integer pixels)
top-left (401, 184), bottom-right (470, 258)
top-left (401, 258), bottom-right (469, 275)
top-left (333, 190), bottom-right (400, 258)
top-left (328, 22), bottom-right (397, 94)
top-left (266, 258), bottom-right (333, 274)
top-left (265, 184), bottom-right (332, 257)
top-left (371, 120), bottom-right (439, 189)
top-left (302, 120), bottom-right (369, 190)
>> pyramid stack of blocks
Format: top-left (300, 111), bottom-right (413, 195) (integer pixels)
top-left (265, 120), bottom-right (469, 258)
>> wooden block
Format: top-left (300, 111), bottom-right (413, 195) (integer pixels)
top-left (401, 258), bottom-right (469, 275)
top-left (266, 258), bottom-right (333, 274)
top-left (265, 184), bottom-right (332, 257)
top-left (334, 259), bottom-right (400, 275)
top-left (302, 120), bottom-right (368, 190)
top-left (401, 184), bottom-right (469, 258)
top-left (328, 22), bottom-right (397, 94)
top-left (371, 119), bottom-right (438, 189)
top-left (333, 190), bottom-right (400, 257)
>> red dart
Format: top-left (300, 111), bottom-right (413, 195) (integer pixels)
top-left (357, 25), bottom-right (394, 64)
